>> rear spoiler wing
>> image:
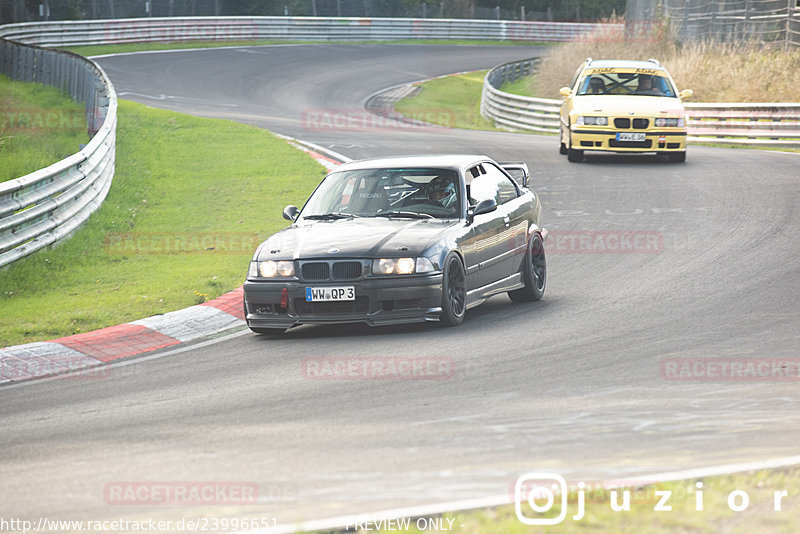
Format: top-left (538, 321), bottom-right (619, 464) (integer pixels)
top-left (499, 161), bottom-right (530, 187)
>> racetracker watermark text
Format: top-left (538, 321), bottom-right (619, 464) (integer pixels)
top-left (301, 108), bottom-right (454, 132)
top-left (103, 482), bottom-right (258, 505)
top-left (104, 232), bottom-right (259, 255)
top-left (1, 108), bottom-right (89, 133)
top-left (0, 358), bottom-right (110, 381)
top-left (546, 230), bottom-right (663, 254)
top-left (661, 358), bottom-right (800, 381)
top-left (301, 357), bottom-right (455, 380)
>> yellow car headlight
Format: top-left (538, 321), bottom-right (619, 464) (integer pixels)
top-left (576, 116), bottom-right (608, 126)
top-left (655, 117), bottom-right (685, 127)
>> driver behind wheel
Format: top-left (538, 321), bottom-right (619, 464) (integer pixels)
top-left (427, 175), bottom-right (457, 211)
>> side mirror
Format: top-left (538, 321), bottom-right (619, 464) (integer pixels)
top-left (467, 198), bottom-right (497, 224)
top-left (282, 205), bottom-right (299, 222)
top-left (678, 89), bottom-right (694, 99)
top-left (559, 87), bottom-right (573, 97)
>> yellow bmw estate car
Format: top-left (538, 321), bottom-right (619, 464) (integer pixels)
top-left (559, 58), bottom-right (693, 163)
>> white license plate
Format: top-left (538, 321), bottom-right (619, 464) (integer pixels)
top-left (617, 132), bottom-right (646, 142)
top-left (305, 286), bottom-right (355, 302)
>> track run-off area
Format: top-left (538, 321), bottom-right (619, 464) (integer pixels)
top-left (2, 44), bottom-right (800, 528)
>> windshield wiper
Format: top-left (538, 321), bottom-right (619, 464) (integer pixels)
top-left (373, 211), bottom-right (435, 219)
top-left (303, 212), bottom-right (361, 220)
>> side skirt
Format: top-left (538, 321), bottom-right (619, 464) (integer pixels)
top-left (466, 273), bottom-right (524, 310)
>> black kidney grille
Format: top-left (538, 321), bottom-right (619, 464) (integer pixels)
top-left (614, 118), bottom-right (630, 129)
top-left (633, 118), bottom-right (649, 129)
top-left (301, 262), bottom-right (330, 281)
top-left (332, 261), bottom-right (363, 281)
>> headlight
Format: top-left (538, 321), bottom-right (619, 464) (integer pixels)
top-left (655, 117), bottom-right (685, 127)
top-left (373, 257), bottom-right (434, 275)
top-left (253, 260), bottom-right (294, 278)
top-left (395, 258), bottom-right (415, 274)
top-left (576, 116), bottom-right (608, 126)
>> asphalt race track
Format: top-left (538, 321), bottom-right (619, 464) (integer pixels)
top-left (2, 44), bottom-right (800, 527)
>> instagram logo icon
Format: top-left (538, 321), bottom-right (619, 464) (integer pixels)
top-left (514, 473), bottom-right (568, 525)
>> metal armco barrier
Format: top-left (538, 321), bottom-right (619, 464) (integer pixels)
top-left (481, 57), bottom-right (560, 133)
top-left (685, 103), bottom-right (800, 148)
top-left (0, 17), bottom-right (621, 47)
top-left (0, 38), bottom-right (116, 268)
top-left (481, 58), bottom-right (800, 149)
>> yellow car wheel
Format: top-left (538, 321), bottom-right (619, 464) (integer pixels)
top-left (567, 146), bottom-right (583, 162)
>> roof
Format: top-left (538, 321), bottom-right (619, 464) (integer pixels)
top-left (585, 59), bottom-right (667, 72)
top-left (333, 154), bottom-right (491, 175)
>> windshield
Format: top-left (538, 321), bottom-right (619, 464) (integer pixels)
top-left (300, 168), bottom-right (462, 219)
top-left (577, 70), bottom-right (676, 97)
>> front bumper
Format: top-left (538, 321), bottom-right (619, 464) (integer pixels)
top-left (570, 128), bottom-right (687, 153)
top-left (243, 273), bottom-right (443, 329)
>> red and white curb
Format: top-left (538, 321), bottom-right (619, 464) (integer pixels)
top-left (1, 139), bottom-right (347, 386)
top-left (0, 288), bottom-right (246, 385)
top-left (278, 134), bottom-right (352, 169)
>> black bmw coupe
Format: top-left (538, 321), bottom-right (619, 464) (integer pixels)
top-left (243, 155), bottom-right (547, 333)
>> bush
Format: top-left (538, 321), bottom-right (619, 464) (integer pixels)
top-left (531, 19), bottom-right (800, 102)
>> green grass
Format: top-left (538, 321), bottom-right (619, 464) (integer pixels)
top-left (0, 74), bottom-right (89, 183)
top-left (65, 40), bottom-right (545, 58)
top-left (0, 100), bottom-right (326, 346)
top-left (500, 75), bottom-right (539, 98)
top-left (394, 70), bottom-right (501, 131)
top-left (352, 467), bottom-right (800, 533)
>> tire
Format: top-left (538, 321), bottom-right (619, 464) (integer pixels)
top-left (508, 233), bottom-right (546, 302)
top-left (440, 253), bottom-right (467, 326)
top-left (567, 147), bottom-right (584, 162)
top-left (559, 142), bottom-right (568, 155)
top-left (668, 151), bottom-right (686, 163)
top-left (566, 125), bottom-right (582, 162)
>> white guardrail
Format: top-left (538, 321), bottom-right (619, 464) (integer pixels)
top-left (0, 38), bottom-right (117, 269)
top-left (0, 16), bottom-right (619, 269)
top-left (0, 17), bottom-right (620, 47)
top-left (481, 58), bottom-right (800, 149)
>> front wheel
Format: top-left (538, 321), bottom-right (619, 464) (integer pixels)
top-left (668, 151), bottom-right (686, 163)
top-left (508, 233), bottom-right (546, 302)
top-left (440, 253), bottom-right (466, 326)
top-left (567, 147), bottom-right (584, 162)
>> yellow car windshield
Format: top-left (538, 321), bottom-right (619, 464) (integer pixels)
top-left (577, 69), bottom-right (676, 97)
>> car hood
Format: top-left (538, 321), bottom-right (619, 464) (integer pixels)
top-left (255, 218), bottom-right (457, 261)
top-left (571, 95), bottom-right (686, 116)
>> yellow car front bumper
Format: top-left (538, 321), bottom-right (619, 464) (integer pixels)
top-left (570, 128), bottom-right (687, 153)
